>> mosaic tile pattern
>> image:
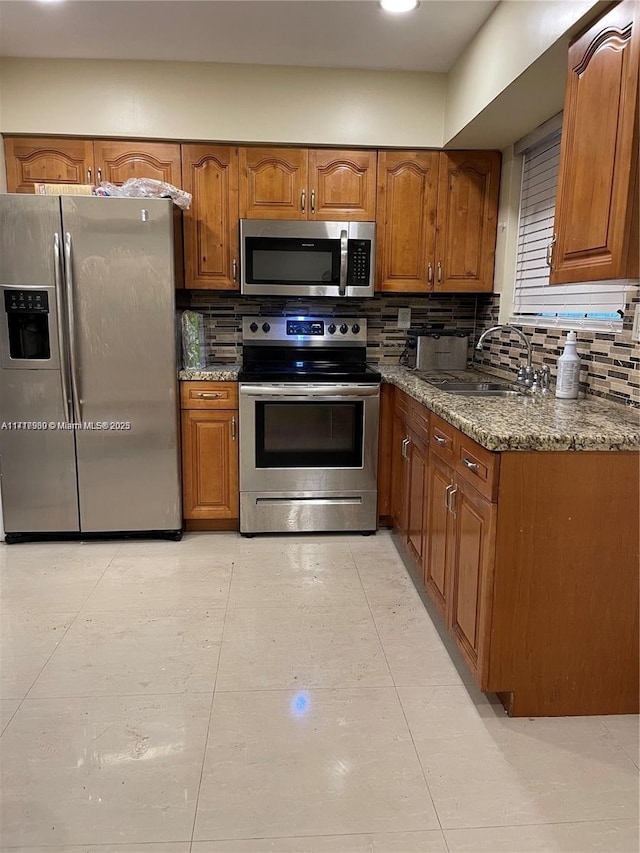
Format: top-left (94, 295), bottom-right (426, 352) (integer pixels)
top-left (178, 292), bottom-right (479, 367)
top-left (474, 293), bottom-right (640, 408)
top-left (177, 290), bottom-right (640, 408)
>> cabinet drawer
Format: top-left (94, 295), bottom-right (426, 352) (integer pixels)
top-left (456, 436), bottom-right (499, 502)
top-left (180, 381), bottom-right (238, 410)
top-left (429, 414), bottom-right (457, 463)
top-left (394, 387), bottom-right (411, 423)
top-left (409, 398), bottom-right (430, 443)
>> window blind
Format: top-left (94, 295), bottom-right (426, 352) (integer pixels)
top-left (511, 129), bottom-right (629, 332)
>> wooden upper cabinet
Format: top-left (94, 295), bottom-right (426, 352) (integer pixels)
top-left (238, 146), bottom-right (376, 220)
top-left (551, 0), bottom-right (639, 284)
top-left (377, 150), bottom-right (439, 292)
top-left (181, 144), bottom-right (239, 290)
top-left (308, 149), bottom-right (377, 220)
top-left (239, 147), bottom-right (308, 219)
top-left (94, 140), bottom-right (182, 186)
top-left (435, 150), bottom-right (501, 293)
top-left (4, 137), bottom-right (94, 192)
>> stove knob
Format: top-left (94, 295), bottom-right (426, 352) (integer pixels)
top-left (351, 323), bottom-right (360, 334)
top-left (328, 323), bottom-right (336, 334)
top-left (340, 323), bottom-right (348, 335)
top-left (262, 322), bottom-right (271, 333)
top-left (249, 322), bottom-right (258, 333)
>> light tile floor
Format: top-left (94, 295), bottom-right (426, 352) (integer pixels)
top-left (0, 530), bottom-right (638, 852)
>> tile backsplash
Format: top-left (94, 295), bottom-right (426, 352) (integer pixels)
top-left (474, 293), bottom-right (640, 408)
top-left (180, 292), bottom-right (479, 365)
top-left (179, 289), bottom-right (640, 407)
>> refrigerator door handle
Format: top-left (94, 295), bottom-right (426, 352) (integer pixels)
top-left (64, 232), bottom-right (82, 422)
top-left (53, 233), bottom-right (71, 423)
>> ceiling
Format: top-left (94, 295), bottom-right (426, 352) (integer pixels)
top-left (0, 0), bottom-right (499, 73)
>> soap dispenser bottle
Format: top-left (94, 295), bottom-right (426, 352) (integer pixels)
top-left (555, 331), bottom-right (581, 399)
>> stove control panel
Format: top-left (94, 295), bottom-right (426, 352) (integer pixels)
top-left (242, 316), bottom-right (367, 345)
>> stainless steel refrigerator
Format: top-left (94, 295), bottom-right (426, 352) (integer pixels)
top-left (0, 194), bottom-right (182, 541)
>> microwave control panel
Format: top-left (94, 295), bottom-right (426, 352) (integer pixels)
top-left (347, 240), bottom-right (371, 286)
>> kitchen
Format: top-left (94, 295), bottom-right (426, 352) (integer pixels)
top-left (1, 3), bottom-right (637, 849)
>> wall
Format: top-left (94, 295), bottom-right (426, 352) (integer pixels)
top-left (0, 58), bottom-right (446, 148)
top-left (444, 0), bottom-right (600, 146)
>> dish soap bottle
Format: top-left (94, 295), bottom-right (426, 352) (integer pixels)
top-left (555, 331), bottom-right (581, 399)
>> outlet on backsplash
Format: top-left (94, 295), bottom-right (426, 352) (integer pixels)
top-left (397, 307), bottom-right (411, 329)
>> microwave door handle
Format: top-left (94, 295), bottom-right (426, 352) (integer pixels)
top-left (339, 229), bottom-right (348, 296)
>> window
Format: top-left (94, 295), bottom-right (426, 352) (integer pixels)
top-left (511, 119), bottom-right (630, 333)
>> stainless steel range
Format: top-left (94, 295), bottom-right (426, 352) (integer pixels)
top-left (238, 316), bottom-right (381, 535)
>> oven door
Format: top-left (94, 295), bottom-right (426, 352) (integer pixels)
top-left (239, 383), bottom-right (380, 493)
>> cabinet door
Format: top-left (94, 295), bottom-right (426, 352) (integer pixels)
top-left (4, 136), bottom-right (94, 193)
top-left (423, 453), bottom-right (453, 617)
top-left (448, 477), bottom-right (496, 687)
top-left (94, 140), bottom-right (182, 186)
top-left (377, 151), bottom-right (439, 292)
top-left (434, 151), bottom-right (501, 293)
top-left (181, 145), bottom-right (239, 290)
top-left (181, 409), bottom-right (239, 520)
top-left (377, 384), bottom-right (394, 520)
top-left (239, 147), bottom-right (308, 219)
top-left (406, 431), bottom-right (428, 567)
top-left (390, 413), bottom-right (409, 536)
top-left (309, 149), bottom-right (377, 221)
top-left (551, 0), bottom-right (639, 284)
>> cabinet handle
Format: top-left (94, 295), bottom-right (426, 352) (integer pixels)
top-left (97, 167), bottom-right (102, 183)
top-left (428, 262), bottom-right (433, 285)
top-left (401, 437), bottom-right (410, 459)
top-left (433, 434), bottom-right (447, 446)
top-left (462, 457), bottom-right (479, 472)
top-left (437, 261), bottom-right (442, 284)
top-left (196, 392), bottom-right (222, 399)
top-left (231, 415), bottom-right (237, 441)
top-left (87, 167), bottom-right (92, 184)
top-left (301, 189), bottom-right (306, 213)
top-left (546, 234), bottom-right (557, 269)
top-left (445, 483), bottom-right (454, 511)
top-left (232, 259), bottom-right (237, 282)
top-left (449, 485), bottom-right (458, 517)
top-left (311, 189), bottom-right (315, 214)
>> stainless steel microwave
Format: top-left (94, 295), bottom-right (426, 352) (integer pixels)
top-left (240, 219), bottom-right (375, 298)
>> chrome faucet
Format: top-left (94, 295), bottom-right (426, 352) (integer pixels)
top-left (476, 324), bottom-right (534, 386)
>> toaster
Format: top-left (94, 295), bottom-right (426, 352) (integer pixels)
top-left (404, 329), bottom-right (469, 371)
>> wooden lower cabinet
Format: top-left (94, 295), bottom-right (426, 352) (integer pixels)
top-left (180, 382), bottom-right (239, 528)
top-left (389, 388), bottom-right (429, 563)
top-left (447, 476), bottom-right (496, 685)
top-left (405, 428), bottom-right (428, 566)
top-left (381, 385), bottom-right (639, 716)
top-left (423, 453), bottom-right (452, 617)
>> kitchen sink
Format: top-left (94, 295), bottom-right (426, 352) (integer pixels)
top-left (426, 380), bottom-right (525, 397)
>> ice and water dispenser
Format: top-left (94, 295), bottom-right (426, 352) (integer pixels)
top-left (1, 287), bottom-right (57, 368)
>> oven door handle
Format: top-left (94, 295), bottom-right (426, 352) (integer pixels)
top-left (240, 384), bottom-right (380, 398)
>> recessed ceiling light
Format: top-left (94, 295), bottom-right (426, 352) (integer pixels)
top-left (379, 0), bottom-right (420, 13)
